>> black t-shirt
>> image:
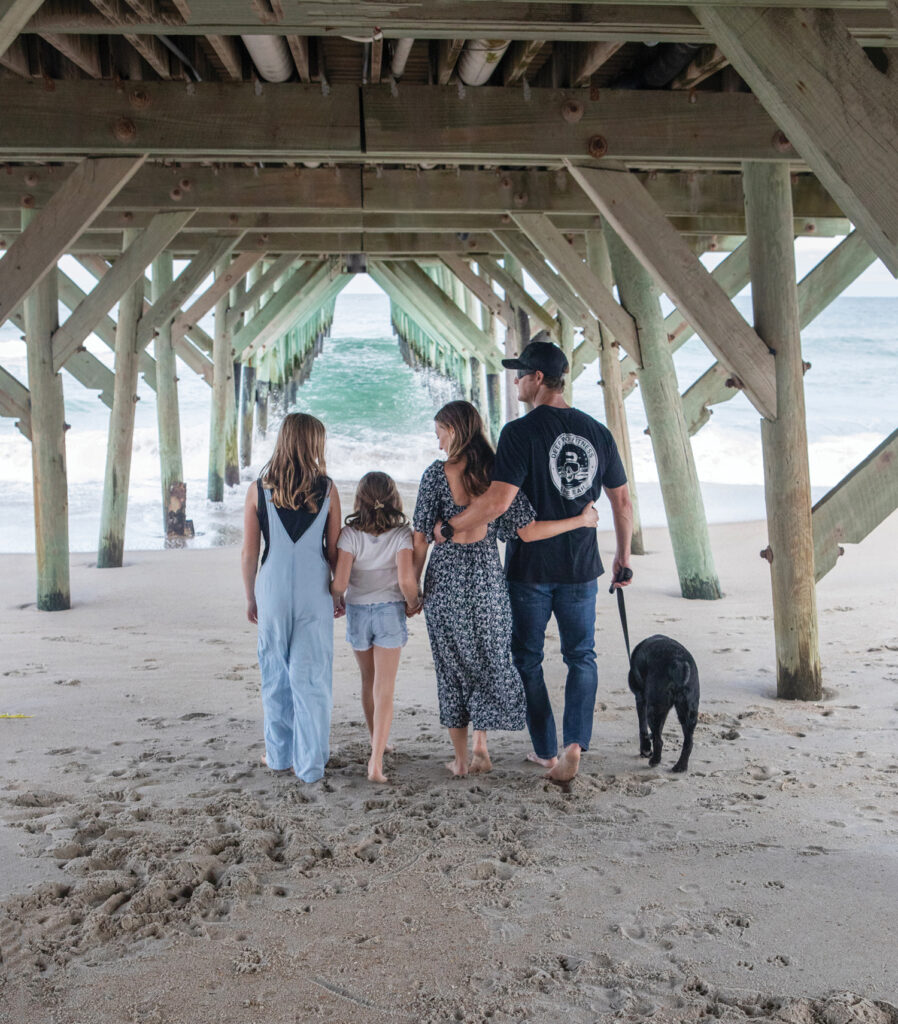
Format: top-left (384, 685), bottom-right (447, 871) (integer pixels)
top-left (257, 477), bottom-right (328, 566)
top-left (492, 405), bottom-right (627, 584)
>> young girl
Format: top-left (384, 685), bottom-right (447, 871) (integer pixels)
top-left (331, 472), bottom-right (419, 784)
top-left (413, 401), bottom-right (597, 777)
top-left (241, 413), bottom-right (342, 784)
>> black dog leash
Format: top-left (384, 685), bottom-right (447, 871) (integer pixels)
top-left (609, 567), bottom-right (634, 665)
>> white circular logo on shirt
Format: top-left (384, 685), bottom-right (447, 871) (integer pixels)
top-left (549, 433), bottom-right (598, 499)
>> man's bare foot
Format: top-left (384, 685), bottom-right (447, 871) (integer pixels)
top-left (367, 758), bottom-right (388, 784)
top-left (468, 750), bottom-right (493, 774)
top-left (526, 752), bottom-right (558, 769)
top-left (546, 744), bottom-right (581, 785)
top-left (446, 758), bottom-right (468, 777)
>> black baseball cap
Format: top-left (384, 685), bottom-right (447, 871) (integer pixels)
top-left (501, 333), bottom-right (569, 377)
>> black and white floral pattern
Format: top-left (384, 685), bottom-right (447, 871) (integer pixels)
top-left (413, 460), bottom-right (535, 731)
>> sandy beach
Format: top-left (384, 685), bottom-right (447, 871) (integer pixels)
top-left (2, 504), bottom-right (897, 1024)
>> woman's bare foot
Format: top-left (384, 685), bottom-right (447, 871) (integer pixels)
top-left (545, 744), bottom-right (581, 784)
top-left (468, 750), bottom-right (493, 774)
top-left (446, 758), bottom-right (468, 777)
top-left (260, 752), bottom-right (291, 773)
top-left (367, 757), bottom-right (388, 784)
top-left (526, 751), bottom-right (558, 769)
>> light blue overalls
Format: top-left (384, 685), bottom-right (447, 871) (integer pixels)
top-left (255, 484), bottom-right (333, 782)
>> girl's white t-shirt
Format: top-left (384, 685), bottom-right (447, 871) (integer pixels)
top-left (337, 524), bottom-right (413, 605)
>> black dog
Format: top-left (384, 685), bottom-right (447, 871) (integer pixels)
top-left (627, 635), bottom-right (699, 773)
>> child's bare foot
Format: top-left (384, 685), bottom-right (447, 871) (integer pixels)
top-left (545, 744), bottom-right (581, 785)
top-left (446, 758), bottom-right (468, 777)
top-left (367, 757), bottom-right (388, 783)
top-left (468, 750), bottom-right (492, 774)
top-left (385, 743), bottom-right (396, 755)
top-left (526, 751), bottom-right (558, 769)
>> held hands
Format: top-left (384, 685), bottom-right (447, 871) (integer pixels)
top-left (332, 593), bottom-right (346, 619)
top-left (580, 502), bottom-right (599, 529)
top-left (405, 594), bottom-right (423, 618)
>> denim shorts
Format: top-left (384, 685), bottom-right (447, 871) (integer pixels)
top-left (345, 601), bottom-right (408, 651)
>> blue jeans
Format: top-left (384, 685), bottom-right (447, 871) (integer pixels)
top-left (507, 579), bottom-right (599, 759)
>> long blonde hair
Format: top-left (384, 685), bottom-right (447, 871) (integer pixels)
top-left (262, 413), bottom-right (328, 511)
top-left (344, 472), bottom-right (408, 535)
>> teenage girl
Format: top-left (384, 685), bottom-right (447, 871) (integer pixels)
top-left (241, 413), bottom-right (342, 783)
top-left (330, 472), bottom-right (420, 784)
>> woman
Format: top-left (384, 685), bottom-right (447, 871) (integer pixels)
top-left (241, 412), bottom-right (342, 783)
top-left (413, 400), bottom-right (597, 777)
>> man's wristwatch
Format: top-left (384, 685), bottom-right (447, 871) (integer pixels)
top-left (439, 521), bottom-right (455, 541)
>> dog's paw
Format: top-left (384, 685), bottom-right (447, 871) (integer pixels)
top-left (648, 756), bottom-right (661, 768)
top-left (639, 746), bottom-right (652, 758)
top-left (670, 761), bottom-right (689, 774)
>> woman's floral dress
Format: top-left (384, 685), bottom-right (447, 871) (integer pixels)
top-left (413, 460), bottom-right (535, 731)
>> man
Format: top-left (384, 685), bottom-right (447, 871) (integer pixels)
top-left (437, 335), bottom-right (633, 783)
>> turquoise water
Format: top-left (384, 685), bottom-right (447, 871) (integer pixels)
top-left (0, 289), bottom-right (895, 552)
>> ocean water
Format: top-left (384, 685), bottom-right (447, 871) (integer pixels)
top-left (0, 289), bottom-right (894, 553)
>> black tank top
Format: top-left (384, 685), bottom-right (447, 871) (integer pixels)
top-left (257, 477), bottom-right (328, 566)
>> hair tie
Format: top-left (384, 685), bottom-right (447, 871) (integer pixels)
top-left (373, 500), bottom-right (384, 510)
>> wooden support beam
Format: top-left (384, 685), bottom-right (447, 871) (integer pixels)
top-left (745, 160), bottom-right (821, 700)
top-left (97, 228), bottom-right (142, 569)
top-left (670, 44), bottom-right (728, 90)
top-left (167, 247), bottom-right (259, 344)
top-left (137, 234), bottom-right (244, 351)
top-left (494, 230), bottom-right (594, 330)
top-left (606, 222), bottom-right (721, 600)
top-left (226, 253), bottom-right (296, 331)
top-left (0, 80), bottom-right (360, 159)
top-left (696, 5), bottom-right (898, 275)
top-left (0, 361), bottom-right (31, 438)
top-left (51, 210), bottom-right (194, 371)
top-left (503, 39), bottom-right (546, 86)
top-left (234, 261), bottom-right (335, 359)
top-left (812, 430), bottom-right (898, 582)
top-left (206, 34), bottom-right (242, 80)
top-left (1, 0), bottom-right (44, 58)
top-left (21, 208), bottom-right (70, 608)
top-left (368, 36), bottom-right (383, 83)
top-left (511, 212), bottom-right (641, 362)
top-left (567, 164), bottom-right (777, 419)
top-left (38, 32), bottom-right (102, 77)
top-left (369, 264), bottom-right (465, 371)
top-left (585, 228), bottom-right (644, 556)
top-left (208, 257), bottom-right (231, 503)
top-left (381, 260), bottom-right (502, 372)
top-left (621, 240), bottom-right (751, 397)
top-left (474, 254), bottom-right (559, 339)
top-left (439, 255), bottom-right (513, 326)
top-left (436, 38), bottom-right (465, 85)
top-left (286, 35), bottom-right (310, 81)
top-left (151, 251), bottom-right (187, 540)
top-left (362, 85), bottom-right (796, 166)
top-left (569, 41), bottom-right (622, 87)
top-left (682, 230), bottom-right (877, 434)
top-left (0, 157), bottom-right (146, 328)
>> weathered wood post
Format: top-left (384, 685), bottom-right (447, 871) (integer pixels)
top-left (21, 209), bottom-right (70, 608)
top-left (224, 276), bottom-right (244, 486)
top-left (744, 161), bottom-right (822, 700)
top-left (97, 228), bottom-right (143, 568)
top-left (606, 227), bottom-right (721, 599)
top-left (476, 264), bottom-right (503, 441)
top-left (238, 263), bottom-right (261, 467)
top-left (151, 251), bottom-right (187, 541)
top-left (558, 311), bottom-right (575, 406)
top-left (207, 257), bottom-right (232, 502)
top-left (502, 255), bottom-right (524, 421)
top-left (585, 229), bottom-right (645, 556)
